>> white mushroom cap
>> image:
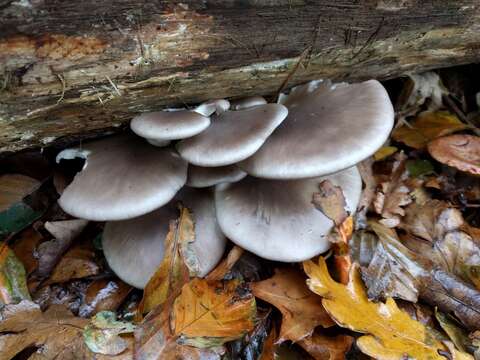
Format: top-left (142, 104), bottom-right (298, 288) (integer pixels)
top-left (230, 96), bottom-right (267, 110)
top-left (187, 164), bottom-right (247, 188)
top-left (239, 80), bottom-right (394, 179)
top-left (102, 188), bottom-right (226, 288)
top-left (194, 99), bottom-right (230, 117)
top-left (130, 110), bottom-right (210, 142)
top-left (57, 134), bottom-right (187, 221)
top-left (215, 166), bottom-right (362, 262)
top-left (176, 104), bottom-right (288, 167)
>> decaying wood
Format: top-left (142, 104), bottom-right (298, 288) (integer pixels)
top-left (1, 1), bottom-right (480, 154)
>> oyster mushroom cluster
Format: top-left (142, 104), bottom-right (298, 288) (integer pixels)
top-left (56, 79), bottom-right (394, 289)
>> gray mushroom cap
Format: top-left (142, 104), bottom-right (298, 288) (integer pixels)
top-left (102, 188), bottom-right (226, 288)
top-left (130, 110), bottom-right (210, 142)
top-left (176, 103), bottom-right (288, 167)
top-left (230, 96), bottom-right (267, 110)
top-left (215, 166), bottom-right (362, 262)
top-left (239, 80), bottom-right (394, 179)
top-left (187, 164), bottom-right (247, 188)
top-left (57, 134), bottom-right (187, 221)
top-left (194, 99), bottom-right (230, 117)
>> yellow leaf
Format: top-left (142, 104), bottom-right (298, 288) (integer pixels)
top-left (172, 278), bottom-right (256, 346)
top-left (251, 268), bottom-right (333, 343)
top-left (374, 146), bottom-right (398, 161)
top-left (392, 111), bottom-right (467, 149)
top-left (303, 257), bottom-right (470, 360)
top-left (139, 206), bottom-right (192, 315)
top-left (0, 243), bottom-right (31, 304)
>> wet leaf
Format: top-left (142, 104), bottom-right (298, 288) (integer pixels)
top-left (393, 111), bottom-right (467, 149)
top-left (259, 325), bottom-right (277, 360)
top-left (251, 268), bottom-right (334, 343)
top-left (0, 242), bottom-right (31, 304)
top-left (428, 134), bottom-right (480, 175)
top-left (298, 332), bottom-right (354, 360)
top-left (139, 205), bottom-right (192, 315)
top-left (83, 311), bottom-right (135, 355)
top-left (79, 279), bottom-right (133, 317)
top-left (37, 219), bottom-right (89, 277)
top-left (312, 180), bottom-right (348, 226)
top-left (304, 257), bottom-right (470, 360)
top-left (435, 309), bottom-right (472, 353)
top-left (406, 159), bottom-right (435, 178)
top-left (0, 174), bottom-right (40, 212)
top-left (374, 146), bottom-right (398, 161)
top-left (172, 278), bottom-right (256, 347)
top-left (207, 245), bottom-right (244, 281)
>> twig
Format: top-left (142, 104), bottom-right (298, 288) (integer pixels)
top-left (443, 94), bottom-right (480, 136)
top-left (56, 74), bottom-right (66, 104)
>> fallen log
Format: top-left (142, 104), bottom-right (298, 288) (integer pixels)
top-left (1, 0), bottom-right (480, 153)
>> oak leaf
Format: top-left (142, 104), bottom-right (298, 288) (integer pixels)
top-left (304, 257), bottom-right (472, 360)
top-left (428, 134), bottom-right (480, 175)
top-left (139, 205), bottom-right (192, 315)
top-left (392, 111), bottom-right (467, 149)
top-left (172, 278), bottom-right (256, 347)
top-left (298, 332), bottom-right (354, 360)
top-left (251, 268), bottom-right (334, 343)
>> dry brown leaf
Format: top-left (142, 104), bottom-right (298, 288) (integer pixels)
top-left (356, 158), bottom-right (376, 229)
top-left (139, 205), bottom-right (192, 315)
top-left (251, 268), bottom-right (334, 343)
top-left (312, 180), bottom-right (348, 226)
top-left (48, 242), bottom-right (100, 284)
top-left (304, 257), bottom-right (472, 360)
top-left (172, 278), bottom-right (256, 346)
top-left (428, 134), bottom-right (480, 175)
top-left (373, 153), bottom-right (413, 227)
top-left (78, 279), bottom-right (133, 317)
top-left (393, 111), bottom-right (467, 149)
top-left (0, 174), bottom-right (40, 212)
top-left (299, 332), bottom-right (354, 360)
top-left (206, 245), bottom-right (244, 281)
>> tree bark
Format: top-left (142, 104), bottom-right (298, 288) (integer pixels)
top-left (1, 1), bottom-right (479, 154)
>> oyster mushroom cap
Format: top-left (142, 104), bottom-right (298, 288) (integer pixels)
top-left (239, 80), bottom-right (394, 179)
top-left (57, 134), bottom-right (187, 221)
top-left (177, 103), bottom-right (288, 167)
top-left (102, 188), bottom-right (226, 288)
top-left (194, 99), bottom-right (230, 117)
top-left (130, 110), bottom-right (210, 142)
top-left (215, 166), bottom-right (362, 262)
top-left (187, 164), bottom-right (247, 188)
top-left (230, 96), bottom-right (267, 110)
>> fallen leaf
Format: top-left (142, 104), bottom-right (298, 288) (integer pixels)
top-left (435, 309), bottom-right (472, 354)
top-left (251, 268), bottom-right (333, 343)
top-left (206, 245), bottom-right (244, 281)
top-left (428, 134), bottom-right (480, 175)
top-left (139, 205), bottom-right (192, 315)
top-left (373, 153), bottom-right (413, 227)
top-left (406, 159), bottom-right (435, 178)
top-left (12, 226), bottom-right (43, 275)
top-left (312, 180), bottom-right (348, 226)
top-left (374, 146), bottom-right (398, 161)
top-left (0, 243), bottom-right (31, 304)
top-left (48, 242), bottom-right (101, 283)
top-left (298, 332), bottom-right (354, 360)
top-left (259, 324), bottom-right (277, 360)
top-left (172, 278), bottom-right (256, 347)
top-left (78, 279), bottom-right (133, 317)
top-left (356, 158), bottom-right (376, 229)
top-left (83, 311), bottom-right (135, 355)
top-left (304, 257), bottom-right (470, 360)
top-left (393, 111), bottom-right (467, 149)
top-left (0, 174), bottom-right (40, 212)
top-left (37, 219), bottom-right (89, 277)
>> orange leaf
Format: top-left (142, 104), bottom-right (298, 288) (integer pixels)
top-left (251, 268), bottom-right (333, 343)
top-left (206, 245), bottom-right (243, 281)
top-left (172, 278), bottom-right (256, 346)
top-left (428, 134), bottom-right (480, 175)
top-left (299, 332), bottom-right (354, 360)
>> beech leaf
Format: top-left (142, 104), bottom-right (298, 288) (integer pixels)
top-left (428, 134), bottom-right (480, 175)
top-left (172, 278), bottom-right (256, 347)
top-left (304, 257), bottom-right (471, 360)
top-left (251, 268), bottom-right (334, 343)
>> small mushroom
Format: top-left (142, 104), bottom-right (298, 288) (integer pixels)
top-left (230, 96), bottom-right (267, 110)
top-left (130, 109), bottom-right (210, 145)
top-left (214, 166), bottom-right (361, 262)
top-left (240, 80), bottom-right (394, 179)
top-left (102, 188), bottom-right (226, 288)
top-left (194, 99), bottom-right (230, 117)
top-left (187, 164), bottom-right (247, 188)
top-left (57, 134), bottom-right (187, 221)
top-left (177, 103), bottom-right (288, 167)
